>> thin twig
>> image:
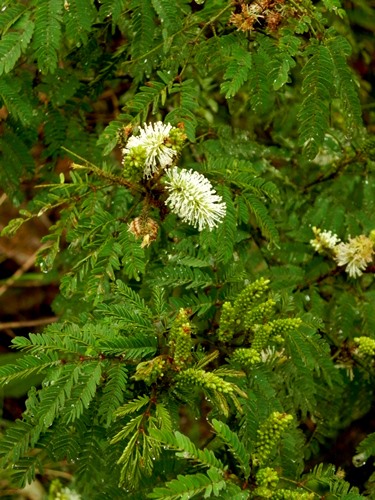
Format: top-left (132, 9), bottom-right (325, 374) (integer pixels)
top-left (0, 247), bottom-right (48, 297)
top-left (0, 316), bottom-right (58, 331)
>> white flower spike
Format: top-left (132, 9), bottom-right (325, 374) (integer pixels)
top-left (164, 167), bottom-right (226, 231)
top-left (123, 121), bottom-right (178, 178)
top-left (334, 235), bottom-right (374, 278)
top-left (310, 226), bottom-right (340, 254)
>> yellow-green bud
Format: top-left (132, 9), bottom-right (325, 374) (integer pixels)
top-left (268, 318), bottom-right (302, 338)
top-left (168, 127), bottom-right (187, 151)
top-left (273, 489), bottom-right (314, 499)
top-left (234, 278), bottom-right (270, 315)
top-left (175, 368), bottom-right (234, 394)
top-left (254, 412), bottom-right (293, 466)
top-left (251, 324), bottom-right (272, 352)
top-left (354, 336), bottom-right (375, 357)
top-left (217, 301), bottom-right (237, 342)
top-left (231, 347), bottom-right (261, 367)
top-left (122, 144), bottom-right (147, 181)
top-left (256, 467), bottom-right (279, 488)
top-left (133, 356), bottom-right (166, 384)
top-left (168, 309), bottom-right (193, 368)
top-left (243, 299), bottom-right (276, 331)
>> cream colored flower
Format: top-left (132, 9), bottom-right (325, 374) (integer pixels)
top-left (164, 167), bottom-right (226, 231)
top-left (310, 226), bottom-right (340, 254)
top-left (334, 235), bottom-right (374, 278)
top-left (123, 122), bottom-right (178, 178)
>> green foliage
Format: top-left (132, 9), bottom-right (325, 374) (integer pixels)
top-left (0, 12), bottom-right (34, 75)
top-left (298, 43), bottom-right (335, 159)
top-left (1, 0), bottom-right (375, 498)
top-left (32, 0), bottom-right (63, 74)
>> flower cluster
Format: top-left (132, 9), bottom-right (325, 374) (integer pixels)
top-left (217, 277), bottom-right (271, 342)
top-left (230, 0), bottom-right (285, 33)
top-left (168, 309), bottom-right (193, 368)
top-left (133, 356), bottom-right (166, 384)
top-left (164, 167), bottom-right (226, 231)
top-left (122, 122), bottom-right (227, 234)
top-left (254, 411), bottom-right (293, 466)
top-left (310, 228), bottom-right (374, 278)
top-left (128, 216), bottom-right (159, 248)
top-left (334, 235), bottom-right (374, 278)
top-left (354, 336), bottom-right (375, 357)
top-left (122, 121), bottom-right (186, 179)
top-left (310, 226), bottom-right (340, 253)
top-left (176, 368), bottom-right (234, 394)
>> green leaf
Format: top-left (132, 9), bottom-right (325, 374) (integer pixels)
top-left (211, 419), bottom-right (251, 479)
top-left (32, 0), bottom-right (63, 73)
top-left (298, 43), bottom-right (335, 159)
top-left (149, 428), bottom-right (225, 471)
top-left (148, 469), bottom-right (226, 499)
top-left (0, 14), bottom-right (34, 75)
top-left (221, 46), bottom-right (252, 99)
top-left (326, 35), bottom-right (363, 134)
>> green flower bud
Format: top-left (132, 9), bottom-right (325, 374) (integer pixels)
top-left (233, 278), bottom-right (270, 315)
top-left (168, 309), bottom-right (193, 368)
top-left (243, 299), bottom-right (276, 331)
top-left (217, 301), bottom-right (237, 342)
top-left (253, 485), bottom-right (274, 498)
top-left (251, 324), bottom-right (272, 352)
top-left (175, 368), bottom-right (234, 394)
top-left (254, 412), bottom-right (293, 466)
top-left (268, 318), bottom-right (302, 338)
top-left (256, 467), bottom-right (279, 488)
top-left (133, 356), bottom-right (166, 384)
top-left (273, 489), bottom-right (314, 499)
top-left (122, 144), bottom-right (147, 181)
top-left (354, 336), bottom-right (375, 357)
top-left (168, 126), bottom-right (187, 151)
top-left (231, 347), bottom-right (261, 367)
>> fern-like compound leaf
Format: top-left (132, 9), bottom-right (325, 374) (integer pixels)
top-left (0, 13), bottom-right (34, 75)
top-left (221, 46), bottom-right (252, 99)
top-left (212, 419), bottom-right (251, 479)
top-left (148, 468), bottom-right (226, 499)
top-left (63, 0), bottom-right (96, 45)
top-left (149, 428), bottom-right (225, 470)
top-left (298, 43), bottom-right (335, 159)
top-left (130, 0), bottom-right (157, 79)
top-left (326, 35), bottom-right (363, 134)
top-left (32, 0), bottom-right (63, 74)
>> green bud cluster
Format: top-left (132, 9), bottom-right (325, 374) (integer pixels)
top-left (122, 144), bottom-right (147, 181)
top-left (168, 309), bottom-right (193, 368)
top-left (253, 467), bottom-right (279, 498)
top-left (175, 368), bottom-right (234, 394)
top-left (243, 299), bottom-right (276, 331)
top-left (133, 356), bottom-right (166, 384)
top-left (254, 411), bottom-right (293, 466)
top-left (217, 302), bottom-right (238, 342)
top-left (354, 336), bottom-right (375, 357)
top-left (168, 127), bottom-right (187, 151)
top-left (251, 324), bottom-right (273, 352)
top-left (253, 485), bottom-right (274, 498)
top-left (256, 467), bottom-right (279, 488)
top-left (234, 278), bottom-right (270, 315)
top-left (231, 347), bottom-right (261, 367)
top-left (218, 278), bottom-right (270, 342)
top-left (268, 318), bottom-right (302, 338)
top-left (272, 489), bottom-right (314, 499)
